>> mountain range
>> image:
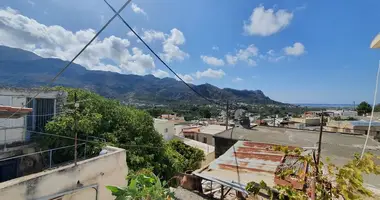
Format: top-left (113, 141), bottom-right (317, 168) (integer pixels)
top-left (0, 45), bottom-right (281, 105)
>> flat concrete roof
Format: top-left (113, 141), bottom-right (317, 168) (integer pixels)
top-left (199, 125), bottom-right (228, 135)
top-left (214, 126), bottom-right (380, 189)
top-left (0, 87), bottom-right (66, 99)
top-left (175, 136), bottom-right (215, 155)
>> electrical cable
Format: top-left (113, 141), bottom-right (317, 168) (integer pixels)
top-left (229, 127), bottom-right (241, 188)
top-left (0, 0), bottom-right (132, 126)
top-left (28, 130), bottom-right (165, 149)
top-left (360, 60), bottom-right (380, 159)
top-left (103, 0), bottom-right (224, 107)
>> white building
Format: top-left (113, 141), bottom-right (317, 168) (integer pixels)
top-left (153, 118), bottom-right (175, 141)
top-left (0, 88), bottom-right (67, 146)
top-left (182, 125), bottom-right (227, 146)
top-left (325, 110), bottom-right (358, 118)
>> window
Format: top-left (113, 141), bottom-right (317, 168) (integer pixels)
top-left (26, 97), bottom-right (55, 132)
top-left (165, 128), bottom-right (168, 133)
top-left (203, 137), bottom-right (207, 144)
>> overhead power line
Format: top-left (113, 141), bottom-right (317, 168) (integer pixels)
top-left (103, 0), bottom-right (224, 107)
top-left (28, 130), bottom-right (165, 149)
top-left (0, 0), bottom-right (133, 126)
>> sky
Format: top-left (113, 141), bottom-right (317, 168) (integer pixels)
top-left (1, 0), bottom-right (380, 104)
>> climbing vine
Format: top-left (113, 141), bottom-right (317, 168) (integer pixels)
top-left (246, 146), bottom-right (380, 200)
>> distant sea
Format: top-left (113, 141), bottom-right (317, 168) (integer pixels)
top-left (295, 104), bottom-right (355, 108)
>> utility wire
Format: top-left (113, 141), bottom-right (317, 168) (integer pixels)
top-left (28, 130), bottom-right (165, 149)
top-left (361, 60), bottom-right (380, 159)
top-left (103, 0), bottom-right (224, 107)
top-left (229, 126), bottom-right (241, 188)
top-left (0, 143), bottom-right (86, 163)
top-left (0, 0), bottom-right (133, 126)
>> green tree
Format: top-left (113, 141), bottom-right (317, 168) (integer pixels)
top-left (168, 139), bottom-right (205, 171)
top-left (39, 87), bottom-right (182, 180)
top-left (200, 108), bottom-right (212, 118)
top-left (146, 108), bottom-right (172, 118)
top-left (246, 147), bottom-right (380, 200)
top-left (357, 101), bottom-right (371, 116)
top-left (107, 170), bottom-right (175, 200)
top-left (374, 103), bottom-right (380, 112)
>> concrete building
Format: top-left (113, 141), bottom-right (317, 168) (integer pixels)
top-left (291, 117), bottom-right (321, 126)
top-left (153, 118), bottom-right (175, 141)
top-left (0, 146), bottom-right (127, 200)
top-left (326, 120), bottom-right (380, 136)
top-left (182, 125), bottom-right (227, 146)
top-left (304, 111), bottom-right (322, 118)
top-left (0, 105), bottom-right (33, 147)
top-left (0, 105), bottom-right (33, 182)
top-left (0, 88), bottom-right (67, 146)
top-left (325, 110), bottom-right (358, 118)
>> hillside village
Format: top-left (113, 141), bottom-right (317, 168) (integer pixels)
top-left (1, 87), bottom-right (380, 199)
top-left (1, 1), bottom-right (380, 199)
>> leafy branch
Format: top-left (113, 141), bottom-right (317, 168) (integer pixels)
top-left (107, 170), bottom-right (175, 200)
top-left (246, 146), bottom-right (380, 200)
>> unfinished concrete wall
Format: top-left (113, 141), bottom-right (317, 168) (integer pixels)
top-left (0, 146), bottom-right (127, 200)
top-left (0, 88), bottom-right (67, 145)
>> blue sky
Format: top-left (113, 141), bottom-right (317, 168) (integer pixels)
top-left (1, 0), bottom-right (380, 104)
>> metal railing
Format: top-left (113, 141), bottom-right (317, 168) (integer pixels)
top-left (0, 143), bottom-right (86, 168)
top-left (0, 143), bottom-right (91, 183)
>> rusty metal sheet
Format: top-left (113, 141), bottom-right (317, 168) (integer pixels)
top-left (194, 141), bottom-right (306, 190)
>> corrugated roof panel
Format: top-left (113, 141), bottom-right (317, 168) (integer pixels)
top-left (0, 105), bottom-right (32, 118)
top-left (194, 141), bottom-right (306, 190)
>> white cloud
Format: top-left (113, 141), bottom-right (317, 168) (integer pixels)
top-left (92, 64), bottom-right (122, 73)
top-left (212, 46), bottom-right (219, 51)
top-left (284, 42), bottom-right (305, 56)
top-left (152, 69), bottom-right (170, 78)
top-left (27, 0), bottom-right (35, 6)
top-left (295, 4), bottom-right (307, 11)
top-left (175, 73), bottom-right (194, 83)
top-left (243, 6), bottom-right (293, 36)
top-left (132, 28), bottom-right (188, 63)
top-left (131, 3), bottom-right (147, 17)
top-left (127, 31), bottom-right (135, 37)
top-left (126, 27), bottom-right (138, 37)
top-left (225, 44), bottom-right (258, 66)
top-left (268, 55), bottom-right (285, 62)
top-left (225, 54), bottom-right (238, 65)
top-left (267, 49), bottom-right (275, 56)
top-left (233, 77), bottom-right (243, 82)
top-left (200, 55), bottom-right (225, 66)
top-left (0, 7), bottom-right (155, 75)
top-left (161, 28), bottom-right (189, 62)
top-left (260, 50), bottom-right (286, 62)
top-left (100, 15), bottom-right (105, 25)
top-left (195, 68), bottom-right (225, 79)
top-left (142, 30), bottom-right (165, 43)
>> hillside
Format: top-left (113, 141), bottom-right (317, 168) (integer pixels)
top-left (0, 45), bottom-right (281, 105)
